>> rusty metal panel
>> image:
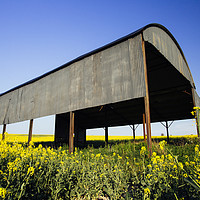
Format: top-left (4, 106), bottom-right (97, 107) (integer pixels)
top-left (0, 34), bottom-right (145, 125)
top-left (143, 27), bottom-right (194, 87)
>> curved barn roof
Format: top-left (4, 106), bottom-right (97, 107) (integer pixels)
top-left (0, 23), bottom-right (195, 96)
top-left (0, 23), bottom-right (199, 126)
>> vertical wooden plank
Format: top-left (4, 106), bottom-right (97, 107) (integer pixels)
top-left (166, 121), bottom-right (170, 143)
top-left (28, 119), bottom-right (33, 145)
top-left (69, 112), bottom-right (74, 154)
top-left (141, 35), bottom-right (152, 156)
top-left (132, 124), bottom-right (135, 141)
top-left (142, 114), bottom-right (146, 141)
top-left (105, 126), bottom-right (108, 145)
top-left (2, 124), bottom-right (6, 140)
top-left (191, 88), bottom-right (200, 137)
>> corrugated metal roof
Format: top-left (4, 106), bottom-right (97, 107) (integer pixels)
top-left (0, 23), bottom-right (194, 97)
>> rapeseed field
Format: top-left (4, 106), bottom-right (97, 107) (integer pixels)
top-left (0, 134), bottom-right (200, 199)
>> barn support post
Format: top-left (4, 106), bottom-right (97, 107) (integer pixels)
top-left (141, 35), bottom-right (152, 156)
top-left (105, 126), bottom-right (108, 145)
top-left (2, 124), bottom-right (7, 140)
top-left (28, 119), bottom-right (33, 145)
top-left (132, 124), bottom-right (135, 141)
top-left (104, 106), bottom-right (109, 145)
top-left (69, 112), bottom-right (75, 154)
top-left (142, 114), bottom-right (146, 141)
top-left (196, 109), bottom-right (200, 137)
top-left (191, 88), bottom-right (200, 137)
top-left (166, 121), bottom-right (170, 143)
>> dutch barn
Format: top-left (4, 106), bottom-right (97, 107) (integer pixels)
top-left (1, 24), bottom-right (200, 154)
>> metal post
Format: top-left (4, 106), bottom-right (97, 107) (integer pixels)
top-left (166, 121), bottom-right (170, 143)
top-left (196, 108), bottom-right (200, 137)
top-left (2, 124), bottom-right (6, 140)
top-left (141, 35), bottom-right (152, 156)
top-left (104, 106), bottom-right (109, 146)
top-left (132, 124), bottom-right (135, 141)
top-left (105, 126), bottom-right (108, 145)
top-left (142, 114), bottom-right (146, 141)
top-left (28, 119), bottom-right (33, 145)
top-left (191, 88), bottom-right (200, 137)
top-left (69, 111), bottom-right (74, 154)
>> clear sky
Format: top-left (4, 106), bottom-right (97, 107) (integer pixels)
top-left (0, 0), bottom-right (200, 136)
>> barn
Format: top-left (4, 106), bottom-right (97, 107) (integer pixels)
top-left (1, 23), bottom-right (199, 154)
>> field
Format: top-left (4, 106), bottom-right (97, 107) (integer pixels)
top-left (0, 133), bottom-right (198, 143)
top-left (0, 134), bottom-right (200, 199)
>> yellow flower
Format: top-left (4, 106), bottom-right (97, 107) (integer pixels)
top-left (173, 165), bottom-right (177, 169)
top-left (183, 174), bottom-right (188, 178)
top-left (144, 188), bottom-right (150, 196)
top-left (147, 164), bottom-right (152, 168)
top-left (178, 162), bottom-right (183, 169)
top-left (27, 167), bottom-right (35, 176)
top-left (100, 173), bottom-right (104, 178)
top-left (0, 188), bottom-right (6, 199)
top-left (159, 140), bottom-right (166, 150)
top-left (96, 153), bottom-right (101, 158)
top-left (140, 146), bottom-right (146, 155)
top-left (146, 174), bottom-right (152, 179)
top-left (118, 155), bottom-right (122, 159)
top-left (195, 145), bottom-right (199, 153)
top-left (126, 161), bottom-right (129, 165)
top-left (185, 162), bottom-right (189, 166)
top-left (152, 152), bottom-right (157, 157)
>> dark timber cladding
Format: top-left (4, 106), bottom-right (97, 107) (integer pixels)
top-left (0, 24), bottom-right (200, 154)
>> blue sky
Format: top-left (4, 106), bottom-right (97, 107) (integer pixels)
top-left (0, 0), bottom-right (200, 136)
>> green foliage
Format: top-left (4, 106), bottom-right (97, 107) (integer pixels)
top-left (0, 138), bottom-right (200, 199)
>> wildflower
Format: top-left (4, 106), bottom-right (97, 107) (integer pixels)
top-left (140, 146), bottom-right (146, 156)
top-left (152, 152), bottom-right (157, 157)
top-left (178, 162), bottom-right (183, 169)
top-left (185, 162), bottom-right (189, 166)
top-left (147, 164), bottom-right (152, 168)
top-left (144, 188), bottom-right (150, 196)
top-left (96, 153), bottom-right (101, 158)
top-left (0, 188), bottom-right (6, 199)
top-left (118, 155), bottom-right (122, 159)
top-left (195, 145), bottom-right (199, 153)
top-left (113, 152), bottom-right (116, 156)
top-left (159, 140), bottom-right (166, 150)
top-left (126, 161), bottom-right (129, 165)
top-left (146, 174), bottom-right (152, 179)
top-left (183, 174), bottom-right (188, 178)
top-left (27, 167), bottom-right (35, 176)
top-left (173, 165), bottom-right (177, 169)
